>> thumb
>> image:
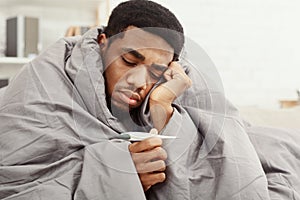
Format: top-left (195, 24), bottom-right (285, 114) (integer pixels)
top-left (149, 128), bottom-right (158, 135)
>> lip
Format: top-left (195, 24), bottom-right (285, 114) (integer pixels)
top-left (118, 90), bottom-right (141, 107)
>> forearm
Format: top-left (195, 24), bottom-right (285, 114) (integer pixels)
top-left (149, 62), bottom-right (191, 131)
top-left (149, 100), bottom-right (174, 132)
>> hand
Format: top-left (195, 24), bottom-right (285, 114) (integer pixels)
top-left (149, 62), bottom-right (192, 130)
top-left (129, 129), bottom-right (167, 191)
top-left (150, 61), bottom-right (192, 104)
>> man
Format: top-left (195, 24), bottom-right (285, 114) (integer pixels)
top-left (2, 0), bottom-right (297, 200)
top-left (98, 1), bottom-right (191, 191)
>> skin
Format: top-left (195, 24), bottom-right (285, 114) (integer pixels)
top-left (129, 136), bottom-right (167, 191)
top-left (99, 26), bottom-right (192, 191)
top-left (99, 26), bottom-right (174, 112)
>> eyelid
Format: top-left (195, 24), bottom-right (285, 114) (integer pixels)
top-left (149, 70), bottom-right (161, 80)
top-left (122, 48), bottom-right (145, 61)
top-left (121, 56), bottom-right (136, 66)
top-left (151, 64), bottom-right (168, 73)
top-left (149, 68), bottom-right (166, 80)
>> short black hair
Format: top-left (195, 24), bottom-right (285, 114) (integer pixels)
top-left (104, 0), bottom-right (184, 61)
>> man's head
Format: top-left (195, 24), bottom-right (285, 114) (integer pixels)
top-left (103, 0), bottom-right (184, 61)
top-left (98, 0), bottom-right (184, 114)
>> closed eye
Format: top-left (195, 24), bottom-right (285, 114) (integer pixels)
top-left (149, 70), bottom-right (161, 80)
top-left (121, 56), bottom-right (136, 66)
top-left (149, 64), bottom-right (168, 80)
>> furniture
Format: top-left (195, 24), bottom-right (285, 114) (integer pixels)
top-left (0, 0), bottom-right (108, 82)
top-left (279, 100), bottom-right (300, 108)
top-left (239, 105), bottom-right (300, 129)
top-left (0, 57), bottom-right (31, 83)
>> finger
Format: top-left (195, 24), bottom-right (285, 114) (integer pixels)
top-left (131, 146), bottom-right (167, 163)
top-left (161, 73), bottom-right (192, 98)
top-left (150, 61), bottom-right (191, 104)
top-left (163, 68), bottom-right (173, 81)
top-left (149, 128), bottom-right (158, 135)
top-left (168, 62), bottom-right (191, 83)
top-left (163, 62), bottom-right (184, 80)
top-left (135, 160), bottom-right (166, 173)
top-left (129, 137), bottom-right (162, 153)
top-left (168, 61), bottom-right (185, 73)
top-left (139, 172), bottom-right (166, 187)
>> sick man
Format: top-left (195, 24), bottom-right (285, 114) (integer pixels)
top-left (0, 1), bottom-right (273, 199)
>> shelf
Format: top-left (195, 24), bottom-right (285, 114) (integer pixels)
top-left (279, 100), bottom-right (300, 108)
top-left (0, 0), bottom-right (109, 80)
top-left (0, 57), bottom-right (32, 65)
top-left (0, 57), bottom-right (31, 79)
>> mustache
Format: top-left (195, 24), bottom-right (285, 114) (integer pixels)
top-left (114, 85), bottom-right (136, 92)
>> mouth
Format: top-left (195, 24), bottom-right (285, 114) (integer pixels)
top-left (117, 90), bottom-right (142, 108)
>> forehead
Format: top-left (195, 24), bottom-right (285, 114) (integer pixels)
top-left (110, 27), bottom-right (174, 56)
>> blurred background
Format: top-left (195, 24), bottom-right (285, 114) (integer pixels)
top-left (1, 0), bottom-right (300, 109)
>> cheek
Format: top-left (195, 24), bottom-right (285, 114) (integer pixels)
top-left (104, 69), bottom-right (117, 96)
top-left (105, 62), bottom-right (127, 94)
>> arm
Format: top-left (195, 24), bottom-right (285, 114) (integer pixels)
top-left (149, 62), bottom-right (192, 131)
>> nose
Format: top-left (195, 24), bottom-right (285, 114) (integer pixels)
top-left (126, 65), bottom-right (150, 91)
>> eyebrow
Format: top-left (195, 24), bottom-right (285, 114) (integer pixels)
top-left (122, 48), bottom-right (145, 61)
top-left (122, 47), bottom-right (169, 73)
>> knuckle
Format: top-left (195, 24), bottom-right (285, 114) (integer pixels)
top-left (158, 160), bottom-right (166, 170)
top-left (154, 137), bottom-right (163, 145)
top-left (161, 149), bottom-right (168, 160)
top-left (128, 143), bottom-right (135, 152)
top-left (145, 139), bottom-right (156, 148)
top-left (139, 173), bottom-right (147, 182)
top-left (130, 152), bottom-right (138, 160)
top-left (144, 138), bottom-right (153, 146)
top-left (136, 164), bottom-right (146, 173)
top-left (142, 137), bottom-right (155, 148)
top-left (137, 163), bottom-right (153, 173)
top-left (155, 147), bottom-right (168, 160)
top-left (144, 139), bottom-right (152, 147)
top-left (131, 151), bottom-right (142, 159)
top-left (146, 137), bottom-right (162, 147)
top-left (170, 61), bottom-right (180, 68)
top-left (158, 173), bottom-right (166, 182)
top-left (154, 146), bottom-right (162, 151)
top-left (153, 146), bottom-right (162, 154)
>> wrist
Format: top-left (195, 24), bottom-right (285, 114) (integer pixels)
top-left (149, 100), bottom-right (173, 131)
top-left (149, 98), bottom-right (174, 114)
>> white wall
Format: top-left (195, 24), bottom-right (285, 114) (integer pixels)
top-left (1, 0), bottom-right (299, 108)
top-left (110, 0), bottom-right (300, 108)
top-left (0, 3), bottom-right (97, 55)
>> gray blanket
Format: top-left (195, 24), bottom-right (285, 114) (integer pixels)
top-left (0, 28), bottom-right (299, 199)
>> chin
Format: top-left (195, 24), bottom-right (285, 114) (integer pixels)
top-left (111, 100), bottom-right (129, 112)
top-left (110, 103), bottom-right (130, 121)
top-left (129, 103), bottom-right (142, 109)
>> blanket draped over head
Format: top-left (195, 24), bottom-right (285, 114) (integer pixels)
top-left (0, 28), bottom-right (299, 200)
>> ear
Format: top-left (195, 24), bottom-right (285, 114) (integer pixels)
top-left (98, 33), bottom-right (108, 51)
